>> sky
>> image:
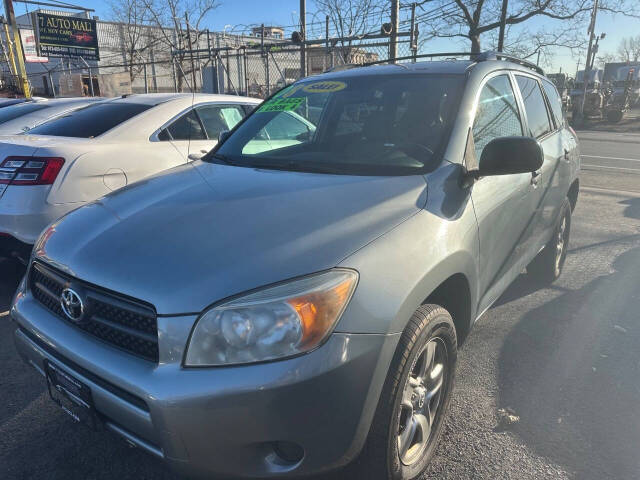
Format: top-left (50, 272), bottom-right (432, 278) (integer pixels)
top-left (17, 0), bottom-right (640, 76)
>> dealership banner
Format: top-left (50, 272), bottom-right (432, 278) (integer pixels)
top-left (35, 13), bottom-right (99, 60)
top-left (19, 29), bottom-right (48, 63)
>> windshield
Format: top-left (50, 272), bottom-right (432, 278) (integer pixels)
top-left (27, 102), bottom-right (153, 138)
top-left (0, 102), bottom-right (49, 124)
top-left (212, 74), bottom-right (464, 175)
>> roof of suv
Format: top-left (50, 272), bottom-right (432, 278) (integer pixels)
top-left (303, 56), bottom-right (546, 81)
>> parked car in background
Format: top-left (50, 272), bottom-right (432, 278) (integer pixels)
top-left (547, 72), bottom-right (572, 111)
top-left (11, 54), bottom-right (580, 479)
top-left (0, 98), bottom-right (34, 108)
top-left (0, 97), bottom-right (104, 135)
top-left (0, 93), bottom-right (260, 261)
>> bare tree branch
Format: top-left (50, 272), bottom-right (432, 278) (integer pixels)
top-left (421, 0), bottom-right (640, 57)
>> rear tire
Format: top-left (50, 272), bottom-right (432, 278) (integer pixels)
top-left (606, 109), bottom-right (624, 123)
top-left (352, 305), bottom-right (457, 480)
top-left (527, 198), bottom-right (571, 284)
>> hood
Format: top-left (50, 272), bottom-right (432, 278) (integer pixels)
top-left (35, 161), bottom-right (427, 314)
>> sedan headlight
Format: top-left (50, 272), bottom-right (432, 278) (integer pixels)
top-left (185, 269), bottom-right (358, 366)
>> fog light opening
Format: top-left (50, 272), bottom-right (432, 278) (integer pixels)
top-left (272, 441), bottom-right (304, 465)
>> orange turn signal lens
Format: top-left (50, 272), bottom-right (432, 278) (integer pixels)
top-left (287, 273), bottom-right (357, 349)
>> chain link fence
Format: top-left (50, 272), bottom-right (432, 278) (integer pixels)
top-left (0, 9), bottom-right (418, 98)
top-left (174, 34), bottom-right (416, 99)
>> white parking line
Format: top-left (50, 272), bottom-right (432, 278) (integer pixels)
top-left (582, 164), bottom-right (640, 172)
top-left (581, 154), bottom-right (640, 163)
top-left (582, 186), bottom-right (640, 197)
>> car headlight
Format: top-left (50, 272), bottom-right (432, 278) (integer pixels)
top-left (184, 269), bottom-right (358, 366)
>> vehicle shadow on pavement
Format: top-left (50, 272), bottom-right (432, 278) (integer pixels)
top-left (496, 246), bottom-right (640, 479)
top-left (620, 197), bottom-right (640, 220)
top-left (0, 257), bottom-right (24, 312)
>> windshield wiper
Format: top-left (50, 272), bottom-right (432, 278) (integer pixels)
top-left (242, 159), bottom-right (340, 174)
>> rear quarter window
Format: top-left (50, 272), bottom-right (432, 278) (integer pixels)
top-left (27, 103), bottom-right (153, 138)
top-left (542, 80), bottom-right (565, 128)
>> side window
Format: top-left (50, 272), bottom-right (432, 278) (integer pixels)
top-left (515, 76), bottom-right (552, 138)
top-left (542, 80), bottom-right (564, 128)
top-left (472, 74), bottom-right (523, 160)
top-left (196, 104), bottom-right (245, 139)
top-left (164, 110), bottom-right (206, 141)
top-left (260, 112), bottom-right (314, 140)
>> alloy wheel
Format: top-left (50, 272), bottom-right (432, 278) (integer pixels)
top-left (397, 337), bottom-right (448, 466)
top-left (555, 214), bottom-right (568, 277)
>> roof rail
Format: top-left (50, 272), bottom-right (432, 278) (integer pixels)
top-left (362, 52), bottom-right (475, 67)
top-left (322, 51), bottom-right (544, 74)
top-left (475, 51), bottom-right (545, 75)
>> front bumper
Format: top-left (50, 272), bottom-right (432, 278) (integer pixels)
top-left (11, 290), bottom-right (399, 478)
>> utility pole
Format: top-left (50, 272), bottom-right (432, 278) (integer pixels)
top-left (497, 0), bottom-right (508, 52)
top-left (410, 2), bottom-right (418, 62)
top-left (390, 0), bottom-right (399, 62)
top-left (589, 33), bottom-right (605, 70)
top-left (2, 21), bottom-right (17, 81)
top-left (579, 0), bottom-right (599, 121)
top-left (300, 0), bottom-right (306, 77)
top-left (3, 0), bottom-right (30, 97)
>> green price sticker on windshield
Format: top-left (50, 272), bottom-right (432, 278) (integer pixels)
top-left (257, 97), bottom-right (304, 113)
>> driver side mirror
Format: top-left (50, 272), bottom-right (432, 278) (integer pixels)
top-left (218, 130), bottom-right (232, 144)
top-left (477, 136), bottom-right (543, 177)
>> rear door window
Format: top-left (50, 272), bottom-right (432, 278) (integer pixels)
top-left (515, 76), bottom-right (553, 138)
top-left (260, 112), bottom-right (314, 140)
top-left (164, 110), bottom-right (206, 140)
top-left (27, 103), bottom-right (152, 138)
top-left (472, 74), bottom-right (523, 160)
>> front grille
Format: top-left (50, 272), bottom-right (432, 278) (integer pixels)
top-left (29, 262), bottom-right (159, 362)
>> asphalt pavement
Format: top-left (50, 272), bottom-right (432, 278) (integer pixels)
top-left (1, 131), bottom-right (639, 479)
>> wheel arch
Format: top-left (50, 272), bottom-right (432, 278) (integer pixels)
top-left (387, 250), bottom-right (479, 340)
top-left (422, 273), bottom-right (473, 345)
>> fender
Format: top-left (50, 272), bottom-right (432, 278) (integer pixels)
top-left (336, 208), bottom-right (480, 335)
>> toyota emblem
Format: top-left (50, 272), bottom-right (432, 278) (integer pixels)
top-left (60, 288), bottom-right (84, 322)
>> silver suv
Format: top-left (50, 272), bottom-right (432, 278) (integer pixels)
top-left (11, 53), bottom-right (579, 480)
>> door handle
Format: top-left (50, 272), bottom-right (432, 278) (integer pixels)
top-left (531, 170), bottom-right (540, 186)
top-left (563, 149), bottom-right (570, 161)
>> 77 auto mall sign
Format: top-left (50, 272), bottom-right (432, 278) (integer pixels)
top-left (36, 13), bottom-right (99, 60)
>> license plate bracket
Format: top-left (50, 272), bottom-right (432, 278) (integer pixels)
top-left (44, 360), bottom-right (98, 429)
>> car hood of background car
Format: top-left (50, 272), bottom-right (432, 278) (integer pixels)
top-left (35, 161), bottom-right (427, 315)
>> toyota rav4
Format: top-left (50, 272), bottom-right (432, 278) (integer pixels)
top-left (11, 52), bottom-right (579, 480)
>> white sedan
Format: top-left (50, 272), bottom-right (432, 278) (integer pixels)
top-left (0, 93), bottom-right (260, 261)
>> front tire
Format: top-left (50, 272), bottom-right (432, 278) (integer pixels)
top-left (353, 305), bottom-right (457, 480)
top-left (527, 198), bottom-right (572, 284)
